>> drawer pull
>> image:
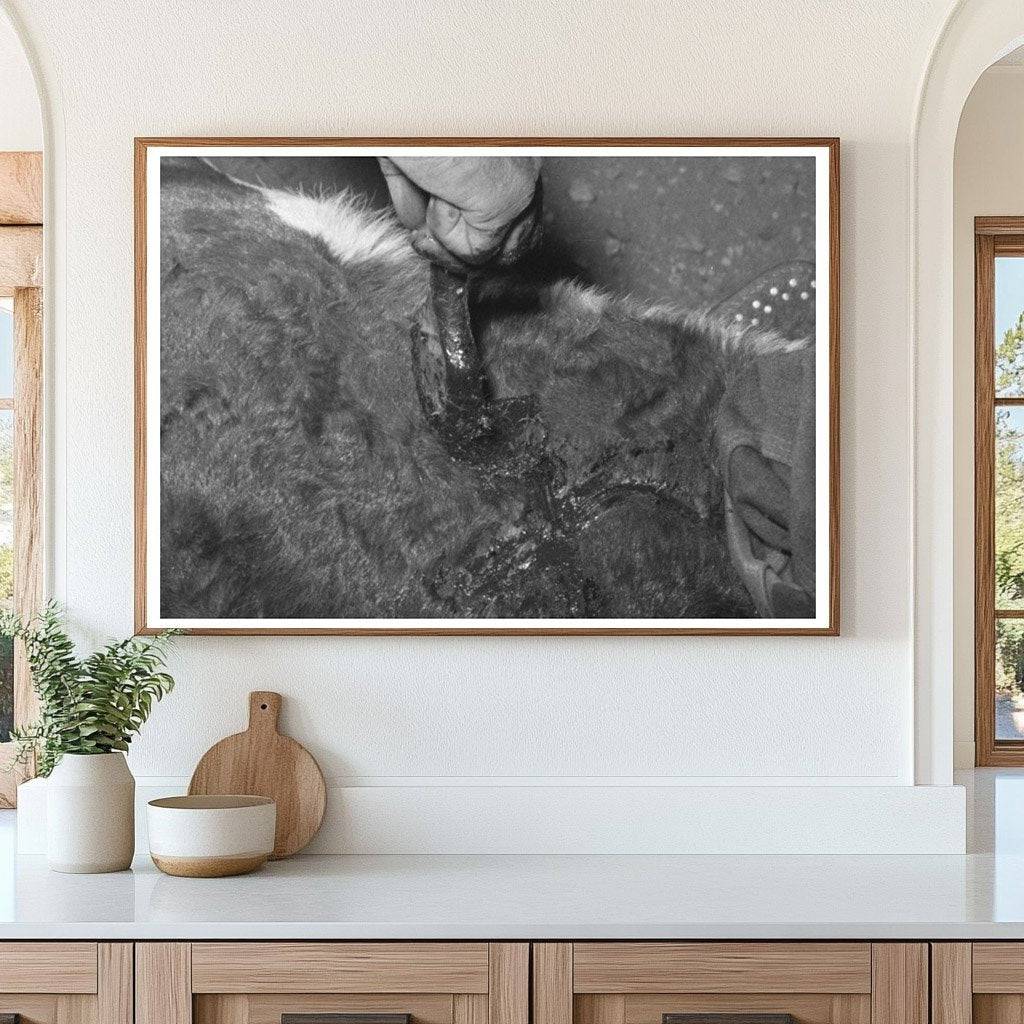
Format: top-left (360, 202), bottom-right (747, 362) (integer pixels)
top-left (283, 1016), bottom-right (411, 1024)
top-left (665, 1016), bottom-right (796, 1024)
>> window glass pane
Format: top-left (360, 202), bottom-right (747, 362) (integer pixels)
top-left (998, 619), bottom-right (1024, 740)
top-left (996, 406), bottom-right (1024, 609)
top-left (0, 409), bottom-right (11, 742)
top-left (0, 299), bottom-right (12, 400)
top-left (996, 256), bottom-right (1024, 397)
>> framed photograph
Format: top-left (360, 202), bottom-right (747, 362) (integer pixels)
top-left (135, 138), bottom-right (839, 635)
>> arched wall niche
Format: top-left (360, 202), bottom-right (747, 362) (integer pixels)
top-left (914, 0), bottom-right (1024, 784)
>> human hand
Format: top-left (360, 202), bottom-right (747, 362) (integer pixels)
top-left (378, 156), bottom-right (542, 271)
top-left (728, 446), bottom-right (791, 554)
top-left (717, 343), bottom-right (817, 619)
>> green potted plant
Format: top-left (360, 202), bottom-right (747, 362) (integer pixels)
top-left (2, 603), bottom-right (178, 873)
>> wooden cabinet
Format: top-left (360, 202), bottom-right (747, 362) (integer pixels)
top-left (0, 938), bottom-right (951, 1024)
top-left (136, 943), bottom-right (528, 1024)
top-left (0, 942), bottom-right (132, 1024)
top-left (532, 944), bottom-right (928, 1024)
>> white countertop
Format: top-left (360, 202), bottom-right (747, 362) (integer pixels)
top-left (0, 848), bottom-right (1022, 940)
top-left (0, 769), bottom-right (1021, 941)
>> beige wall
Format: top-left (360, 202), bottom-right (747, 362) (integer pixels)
top-left (953, 66), bottom-right (1024, 767)
top-left (0, 0), bottom-right (983, 851)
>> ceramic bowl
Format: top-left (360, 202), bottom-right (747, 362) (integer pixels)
top-left (147, 795), bottom-right (276, 877)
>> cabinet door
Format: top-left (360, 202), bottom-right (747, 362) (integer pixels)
top-left (534, 944), bottom-right (927, 1024)
top-left (0, 942), bottom-right (132, 1024)
top-left (137, 943), bottom-right (528, 1024)
top-left (937, 943), bottom-right (1024, 1024)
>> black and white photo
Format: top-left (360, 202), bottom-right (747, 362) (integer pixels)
top-left (136, 140), bottom-right (838, 634)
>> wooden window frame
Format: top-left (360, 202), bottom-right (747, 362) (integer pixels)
top-left (974, 216), bottom-right (1024, 764)
top-left (0, 151), bottom-right (43, 806)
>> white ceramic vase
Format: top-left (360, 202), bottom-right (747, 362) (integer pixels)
top-left (46, 752), bottom-right (135, 873)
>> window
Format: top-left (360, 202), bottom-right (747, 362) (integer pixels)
top-left (975, 219), bottom-right (1024, 764)
top-left (0, 151), bottom-right (43, 805)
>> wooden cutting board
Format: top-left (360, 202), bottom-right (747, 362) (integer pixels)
top-left (188, 691), bottom-right (326, 859)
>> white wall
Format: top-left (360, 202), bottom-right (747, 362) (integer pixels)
top-left (953, 65), bottom-right (1024, 768)
top-left (0, 0), bottom-right (972, 851)
top-left (0, 9), bottom-right (40, 151)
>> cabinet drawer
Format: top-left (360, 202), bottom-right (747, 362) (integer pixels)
top-left (139, 942), bottom-right (528, 1024)
top-left (934, 943), bottom-right (1024, 1024)
top-left (191, 943), bottom-right (490, 993)
top-left (572, 943), bottom-right (872, 994)
top-left (0, 942), bottom-right (130, 1024)
top-left (0, 942), bottom-right (98, 993)
top-left (534, 943), bottom-right (926, 1024)
top-left (973, 943), bottom-right (1024, 992)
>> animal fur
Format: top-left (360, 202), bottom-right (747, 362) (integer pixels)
top-left (158, 157), bottom-right (779, 620)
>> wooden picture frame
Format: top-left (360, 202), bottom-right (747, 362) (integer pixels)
top-left (135, 137), bottom-right (840, 636)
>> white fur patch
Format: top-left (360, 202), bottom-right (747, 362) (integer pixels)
top-left (547, 279), bottom-right (609, 316)
top-left (261, 187), bottom-right (414, 266)
top-left (705, 313), bottom-right (810, 358)
top-left (638, 299), bottom-right (809, 358)
top-left (733, 326), bottom-right (810, 356)
top-left (641, 301), bottom-right (687, 322)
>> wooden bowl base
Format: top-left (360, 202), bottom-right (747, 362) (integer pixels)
top-left (151, 853), bottom-right (268, 878)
